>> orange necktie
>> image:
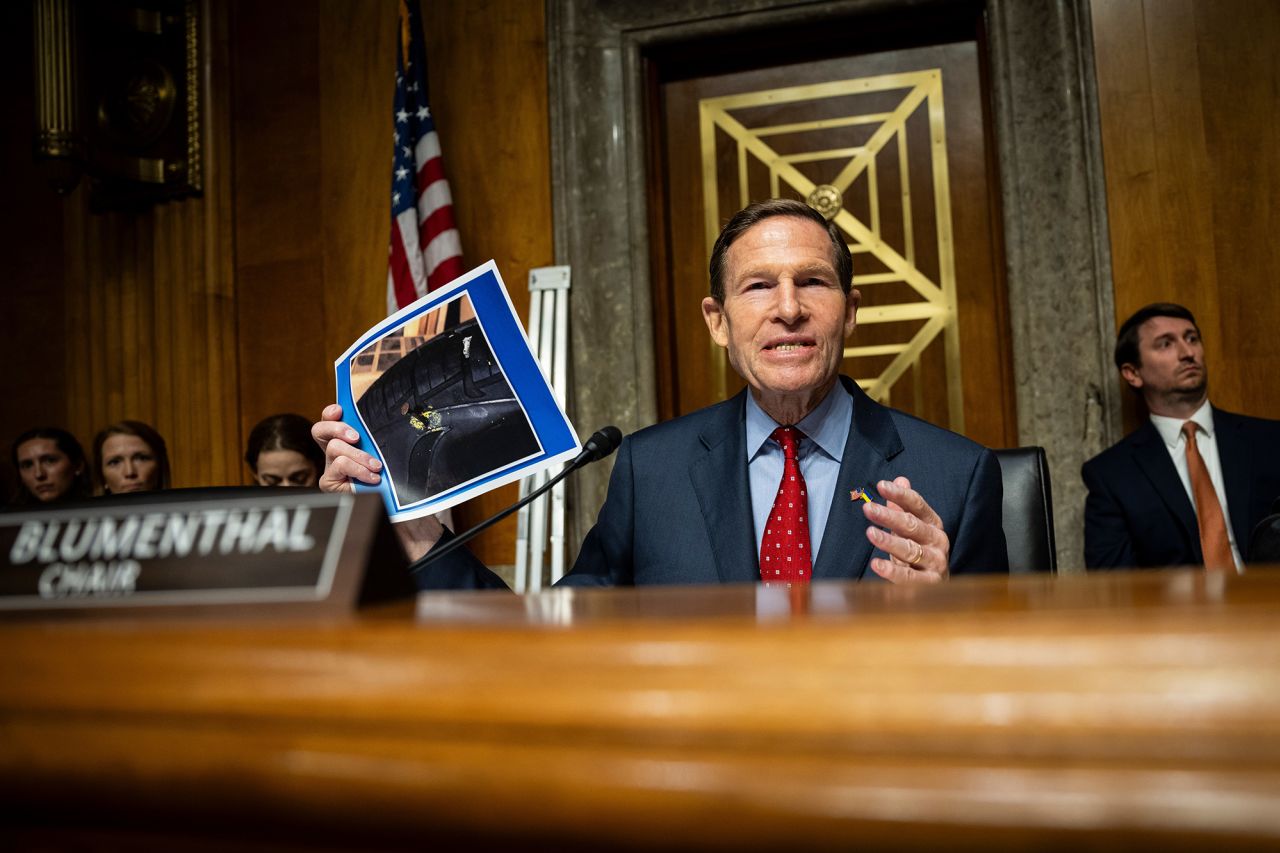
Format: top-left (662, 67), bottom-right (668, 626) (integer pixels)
top-left (1182, 421), bottom-right (1234, 571)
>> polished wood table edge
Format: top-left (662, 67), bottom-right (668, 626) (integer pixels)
top-left (409, 568), bottom-right (1280, 627)
top-left (3, 567), bottom-right (1275, 630)
top-left (4, 569), bottom-right (1279, 848)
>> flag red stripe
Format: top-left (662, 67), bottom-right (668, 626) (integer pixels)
top-left (417, 156), bottom-right (446, 195)
top-left (427, 255), bottom-right (466, 291)
top-left (389, 225), bottom-right (419, 308)
top-left (422, 204), bottom-right (457, 244)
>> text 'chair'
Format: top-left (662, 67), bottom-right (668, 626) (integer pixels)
top-left (993, 447), bottom-right (1057, 573)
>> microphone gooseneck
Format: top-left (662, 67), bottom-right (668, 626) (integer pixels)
top-left (407, 426), bottom-right (622, 575)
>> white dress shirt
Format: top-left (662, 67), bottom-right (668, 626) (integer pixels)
top-left (1149, 400), bottom-right (1243, 571)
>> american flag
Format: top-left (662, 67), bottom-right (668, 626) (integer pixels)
top-left (386, 0), bottom-right (463, 314)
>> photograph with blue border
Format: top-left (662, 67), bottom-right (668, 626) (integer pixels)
top-left (334, 261), bottom-right (581, 522)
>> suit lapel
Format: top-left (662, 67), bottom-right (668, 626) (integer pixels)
top-left (1214, 408), bottom-right (1254, 549)
top-left (812, 379), bottom-right (903, 580)
top-left (689, 392), bottom-right (759, 583)
top-left (1129, 421), bottom-right (1199, 552)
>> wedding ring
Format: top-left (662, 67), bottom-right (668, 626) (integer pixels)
top-left (906, 541), bottom-right (924, 566)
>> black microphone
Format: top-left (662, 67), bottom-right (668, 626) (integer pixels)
top-left (408, 426), bottom-right (623, 575)
top-left (574, 425), bottom-right (623, 464)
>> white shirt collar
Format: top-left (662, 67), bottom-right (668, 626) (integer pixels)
top-left (1149, 398), bottom-right (1215, 449)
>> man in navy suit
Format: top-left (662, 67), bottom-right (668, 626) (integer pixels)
top-left (315, 199), bottom-right (1008, 586)
top-left (1082, 303), bottom-right (1280, 570)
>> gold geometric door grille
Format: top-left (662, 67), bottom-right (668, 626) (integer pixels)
top-left (700, 69), bottom-right (963, 432)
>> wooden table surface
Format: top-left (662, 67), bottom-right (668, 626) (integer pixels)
top-left (3, 569), bottom-right (1279, 850)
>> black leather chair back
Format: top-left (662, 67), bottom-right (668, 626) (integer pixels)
top-left (1248, 497), bottom-right (1280, 564)
top-left (993, 447), bottom-right (1057, 573)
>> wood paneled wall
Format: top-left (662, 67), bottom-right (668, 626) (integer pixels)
top-left (1092, 0), bottom-right (1280, 427)
top-left (60, 0), bottom-right (238, 488)
top-left (417, 2), bottom-right (556, 562)
top-left (61, 194), bottom-right (241, 489)
top-left (229, 0), bottom-right (553, 564)
top-left (2, 0), bottom-right (239, 492)
top-left (228, 0), bottom-right (552, 565)
top-left (0, 1), bottom-right (70, 497)
top-left (2, 1), bottom-right (552, 566)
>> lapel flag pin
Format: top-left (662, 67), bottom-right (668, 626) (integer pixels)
top-left (850, 487), bottom-right (872, 503)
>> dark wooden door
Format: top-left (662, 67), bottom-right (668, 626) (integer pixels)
top-left (649, 29), bottom-right (1016, 449)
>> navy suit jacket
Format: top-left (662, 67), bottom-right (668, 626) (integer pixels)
top-left (423, 377), bottom-right (1008, 589)
top-left (1081, 407), bottom-right (1280, 569)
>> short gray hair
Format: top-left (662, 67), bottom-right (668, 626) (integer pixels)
top-left (707, 198), bottom-right (853, 302)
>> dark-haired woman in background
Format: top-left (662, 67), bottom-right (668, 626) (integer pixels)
top-left (94, 420), bottom-right (170, 494)
top-left (10, 427), bottom-right (92, 505)
top-left (245, 413), bottom-right (324, 488)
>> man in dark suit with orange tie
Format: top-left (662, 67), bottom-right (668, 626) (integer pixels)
top-left (315, 199), bottom-right (1008, 586)
top-left (1082, 303), bottom-right (1280, 570)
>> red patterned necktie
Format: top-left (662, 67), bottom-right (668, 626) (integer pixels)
top-left (1182, 421), bottom-right (1234, 571)
top-left (759, 426), bottom-right (812, 583)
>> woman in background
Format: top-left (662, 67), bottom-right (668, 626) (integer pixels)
top-left (10, 427), bottom-right (92, 505)
top-left (94, 420), bottom-right (170, 494)
top-left (245, 413), bottom-right (324, 488)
